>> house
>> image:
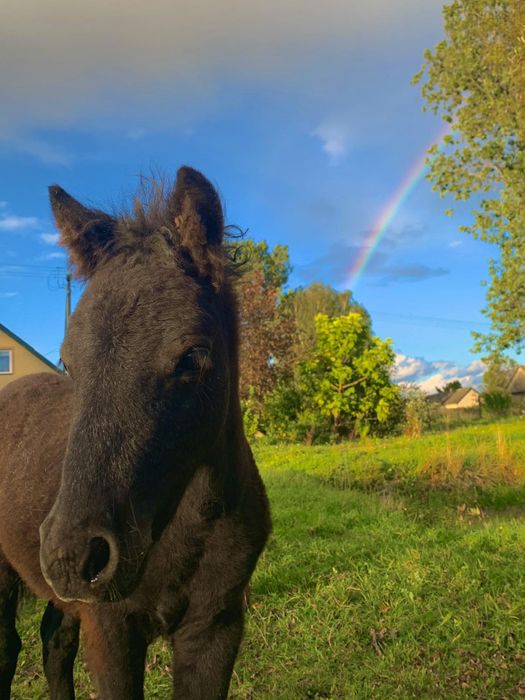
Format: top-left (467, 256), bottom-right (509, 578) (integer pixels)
top-left (427, 393), bottom-right (447, 405)
top-left (427, 387), bottom-right (480, 410)
top-left (442, 387), bottom-right (480, 410)
top-left (506, 366), bottom-right (525, 400)
top-left (0, 322), bottom-right (60, 391)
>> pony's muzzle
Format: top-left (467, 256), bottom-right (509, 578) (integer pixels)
top-left (39, 518), bottom-right (120, 602)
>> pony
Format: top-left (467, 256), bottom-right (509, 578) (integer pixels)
top-left (0, 167), bottom-right (271, 699)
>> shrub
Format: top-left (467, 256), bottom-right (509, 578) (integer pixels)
top-left (482, 390), bottom-right (512, 417)
top-left (241, 387), bottom-right (262, 440)
top-left (402, 386), bottom-right (437, 436)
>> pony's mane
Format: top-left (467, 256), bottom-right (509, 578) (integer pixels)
top-left (108, 176), bottom-right (244, 289)
top-left (120, 175), bottom-right (181, 239)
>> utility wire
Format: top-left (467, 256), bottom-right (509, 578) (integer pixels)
top-left (0, 264), bottom-right (75, 290)
top-left (0, 263), bottom-right (66, 270)
top-left (369, 309), bottom-right (491, 330)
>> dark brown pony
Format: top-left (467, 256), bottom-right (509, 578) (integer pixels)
top-left (0, 167), bottom-right (270, 699)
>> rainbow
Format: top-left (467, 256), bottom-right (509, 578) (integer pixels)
top-left (346, 123), bottom-right (451, 289)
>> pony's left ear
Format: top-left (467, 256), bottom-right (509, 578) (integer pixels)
top-left (49, 185), bottom-right (117, 278)
top-left (170, 166), bottom-right (225, 289)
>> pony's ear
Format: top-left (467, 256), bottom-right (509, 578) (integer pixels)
top-left (49, 185), bottom-right (117, 278)
top-left (170, 166), bottom-right (225, 289)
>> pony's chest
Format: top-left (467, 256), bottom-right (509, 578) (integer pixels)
top-left (131, 515), bottom-right (215, 633)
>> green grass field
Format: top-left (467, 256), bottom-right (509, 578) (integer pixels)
top-left (11, 419), bottom-right (525, 698)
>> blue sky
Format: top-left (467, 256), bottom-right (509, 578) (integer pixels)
top-left (0, 0), bottom-right (497, 391)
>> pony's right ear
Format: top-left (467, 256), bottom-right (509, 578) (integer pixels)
top-left (49, 185), bottom-right (117, 278)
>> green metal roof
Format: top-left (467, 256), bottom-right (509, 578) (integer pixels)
top-left (0, 322), bottom-right (60, 372)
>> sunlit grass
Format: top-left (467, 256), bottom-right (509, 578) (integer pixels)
top-left (253, 418), bottom-right (525, 496)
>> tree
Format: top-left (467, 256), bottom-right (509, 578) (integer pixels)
top-left (286, 282), bottom-right (370, 364)
top-left (414, 0), bottom-right (525, 353)
top-left (482, 353), bottom-right (517, 392)
top-left (436, 380), bottom-right (462, 394)
top-left (230, 239), bottom-right (291, 291)
top-left (234, 240), bottom-right (294, 407)
top-left (237, 268), bottom-right (294, 405)
top-left (298, 313), bottom-right (400, 438)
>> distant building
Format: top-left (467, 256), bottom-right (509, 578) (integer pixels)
top-left (506, 366), bottom-right (525, 400)
top-left (0, 322), bottom-right (60, 391)
top-left (427, 393), bottom-right (447, 405)
top-left (427, 387), bottom-right (480, 410)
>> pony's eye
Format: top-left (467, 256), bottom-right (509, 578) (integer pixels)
top-left (174, 347), bottom-right (211, 380)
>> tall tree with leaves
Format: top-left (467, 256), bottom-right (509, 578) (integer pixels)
top-left (414, 0), bottom-right (525, 353)
top-left (234, 240), bottom-right (294, 405)
top-left (482, 353), bottom-right (517, 392)
top-left (287, 282), bottom-right (370, 364)
top-left (230, 239), bottom-right (291, 290)
top-left (237, 268), bottom-right (294, 404)
top-left (436, 380), bottom-right (462, 394)
top-left (299, 313), bottom-right (400, 438)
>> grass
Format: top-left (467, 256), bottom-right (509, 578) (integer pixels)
top-left (254, 417), bottom-right (525, 499)
top-left (11, 419), bottom-right (525, 698)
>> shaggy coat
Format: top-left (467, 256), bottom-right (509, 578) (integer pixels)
top-left (0, 167), bottom-right (271, 699)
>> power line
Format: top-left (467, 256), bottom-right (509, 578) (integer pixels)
top-left (369, 309), bottom-right (491, 330)
top-left (0, 264), bottom-right (65, 280)
top-left (0, 273), bottom-right (59, 279)
top-left (0, 263), bottom-right (66, 271)
top-left (0, 264), bottom-right (74, 296)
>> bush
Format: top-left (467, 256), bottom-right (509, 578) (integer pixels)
top-left (241, 387), bottom-right (262, 440)
top-left (482, 390), bottom-right (512, 417)
top-left (402, 386), bottom-right (437, 436)
top-left (260, 381), bottom-right (329, 444)
top-left (261, 381), bottom-right (302, 442)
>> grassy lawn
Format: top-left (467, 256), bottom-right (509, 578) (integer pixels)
top-left (11, 419), bottom-right (525, 698)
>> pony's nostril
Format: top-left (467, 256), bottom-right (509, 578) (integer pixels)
top-left (82, 536), bottom-right (111, 584)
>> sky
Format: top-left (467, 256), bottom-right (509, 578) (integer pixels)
top-left (0, 0), bottom-right (497, 392)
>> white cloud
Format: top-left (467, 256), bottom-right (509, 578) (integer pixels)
top-left (40, 232), bottom-right (60, 245)
top-left (393, 354), bottom-right (429, 380)
top-left (312, 122), bottom-right (350, 163)
top-left (449, 240), bottom-right (462, 248)
top-left (0, 215), bottom-right (38, 231)
top-left (394, 353), bottom-right (485, 394)
top-left (0, 291), bottom-right (18, 299)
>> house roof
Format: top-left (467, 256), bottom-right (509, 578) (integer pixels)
top-left (427, 392), bottom-right (448, 404)
top-left (0, 322), bottom-right (60, 372)
top-left (427, 387), bottom-right (479, 405)
top-left (444, 387), bottom-right (478, 405)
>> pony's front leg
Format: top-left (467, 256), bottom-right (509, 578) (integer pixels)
top-left (40, 602), bottom-right (79, 700)
top-left (0, 556), bottom-right (20, 700)
top-left (80, 609), bottom-right (147, 700)
top-left (171, 595), bottom-right (244, 700)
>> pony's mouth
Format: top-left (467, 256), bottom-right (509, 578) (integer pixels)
top-left (41, 564), bottom-right (99, 605)
top-left (43, 561), bottom-right (143, 605)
